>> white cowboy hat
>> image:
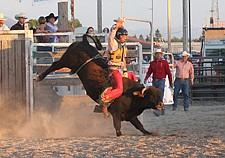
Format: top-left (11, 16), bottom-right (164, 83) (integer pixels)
top-left (154, 48), bottom-right (164, 55)
top-left (0, 13), bottom-right (6, 20)
top-left (15, 12), bottom-right (28, 20)
top-left (181, 51), bottom-right (190, 57)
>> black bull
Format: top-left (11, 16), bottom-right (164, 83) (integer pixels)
top-left (36, 34), bottom-right (164, 136)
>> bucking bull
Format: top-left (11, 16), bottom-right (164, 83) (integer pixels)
top-left (36, 34), bottom-right (164, 136)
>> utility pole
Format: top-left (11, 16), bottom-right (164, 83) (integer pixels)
top-left (151, 0), bottom-right (154, 61)
top-left (121, 0), bottom-right (124, 17)
top-left (167, 0), bottom-right (171, 53)
top-left (71, 0), bottom-right (75, 32)
top-left (189, 0), bottom-right (192, 54)
top-left (97, 0), bottom-right (102, 33)
top-left (183, 0), bottom-right (188, 52)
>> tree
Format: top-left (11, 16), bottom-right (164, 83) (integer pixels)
top-left (28, 19), bottom-right (38, 28)
top-left (145, 35), bottom-right (150, 42)
top-left (139, 34), bottom-right (144, 41)
top-left (28, 18), bottom-right (82, 30)
top-left (155, 29), bottom-right (163, 42)
top-left (132, 34), bottom-right (137, 39)
top-left (68, 19), bottom-right (82, 29)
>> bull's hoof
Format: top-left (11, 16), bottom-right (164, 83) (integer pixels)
top-left (116, 130), bottom-right (122, 137)
top-left (36, 75), bottom-right (43, 81)
top-left (143, 131), bottom-right (160, 136)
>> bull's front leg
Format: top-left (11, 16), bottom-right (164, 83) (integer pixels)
top-left (36, 61), bottom-right (64, 81)
top-left (130, 117), bottom-right (155, 136)
top-left (112, 115), bottom-right (122, 137)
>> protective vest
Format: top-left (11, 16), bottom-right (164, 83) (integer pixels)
top-left (109, 41), bottom-right (127, 63)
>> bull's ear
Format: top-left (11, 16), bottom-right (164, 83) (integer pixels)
top-left (133, 91), bottom-right (144, 97)
top-left (133, 91), bottom-right (140, 96)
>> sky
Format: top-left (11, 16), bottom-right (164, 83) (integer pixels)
top-left (1, 0), bottom-right (225, 39)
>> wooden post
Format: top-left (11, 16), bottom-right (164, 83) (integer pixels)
top-left (58, 1), bottom-right (69, 42)
top-left (58, 1), bottom-right (68, 31)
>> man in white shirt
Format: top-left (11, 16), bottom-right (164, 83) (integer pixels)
top-left (0, 13), bottom-right (9, 30)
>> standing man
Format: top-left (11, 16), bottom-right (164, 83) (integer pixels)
top-left (10, 12), bottom-right (28, 30)
top-left (144, 48), bottom-right (173, 116)
top-left (172, 51), bottom-right (194, 112)
top-left (100, 18), bottom-right (128, 117)
top-left (0, 13), bottom-right (9, 30)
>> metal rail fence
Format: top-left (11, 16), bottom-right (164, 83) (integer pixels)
top-left (191, 56), bottom-right (225, 101)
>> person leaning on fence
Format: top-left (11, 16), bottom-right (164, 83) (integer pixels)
top-left (144, 48), bottom-right (173, 116)
top-left (45, 13), bottom-right (59, 43)
top-left (172, 51), bottom-right (194, 112)
top-left (10, 12), bottom-right (28, 30)
top-left (35, 16), bottom-right (52, 51)
top-left (0, 13), bottom-right (9, 30)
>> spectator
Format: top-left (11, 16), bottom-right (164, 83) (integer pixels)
top-left (10, 12), bottom-right (28, 30)
top-left (0, 13), bottom-right (9, 30)
top-left (144, 48), bottom-right (173, 116)
top-left (35, 16), bottom-right (52, 51)
top-left (172, 51), bottom-right (194, 112)
top-left (103, 27), bottom-right (110, 34)
top-left (86, 27), bottom-right (94, 35)
top-left (45, 13), bottom-right (59, 42)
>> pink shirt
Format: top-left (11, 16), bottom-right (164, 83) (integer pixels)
top-left (175, 60), bottom-right (194, 80)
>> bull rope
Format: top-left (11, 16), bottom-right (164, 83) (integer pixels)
top-left (75, 54), bottom-right (104, 74)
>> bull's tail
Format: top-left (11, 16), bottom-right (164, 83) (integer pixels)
top-left (83, 34), bottom-right (103, 50)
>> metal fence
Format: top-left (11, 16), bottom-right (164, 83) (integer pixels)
top-left (191, 56), bottom-right (225, 100)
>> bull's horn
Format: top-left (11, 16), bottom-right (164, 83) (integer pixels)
top-left (141, 86), bottom-right (151, 94)
top-left (141, 87), bottom-right (147, 94)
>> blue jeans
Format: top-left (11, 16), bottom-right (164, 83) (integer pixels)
top-left (152, 79), bottom-right (165, 115)
top-left (152, 79), bottom-right (165, 100)
top-left (173, 78), bottom-right (190, 110)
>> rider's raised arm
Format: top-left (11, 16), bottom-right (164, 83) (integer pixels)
top-left (108, 26), bottom-right (118, 52)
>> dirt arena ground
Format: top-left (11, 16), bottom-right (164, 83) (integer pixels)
top-left (0, 96), bottom-right (225, 157)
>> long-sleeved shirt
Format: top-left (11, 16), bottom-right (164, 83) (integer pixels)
top-left (145, 58), bottom-right (173, 86)
top-left (107, 28), bottom-right (126, 69)
top-left (10, 22), bottom-right (24, 30)
top-left (174, 60), bottom-right (194, 80)
top-left (0, 24), bottom-right (9, 30)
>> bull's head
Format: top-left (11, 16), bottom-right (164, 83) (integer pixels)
top-left (133, 86), bottom-right (164, 111)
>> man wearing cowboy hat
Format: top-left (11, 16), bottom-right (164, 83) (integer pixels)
top-left (172, 51), bottom-right (194, 112)
top-left (0, 13), bottom-right (9, 30)
top-left (144, 48), bottom-right (173, 116)
top-left (10, 12), bottom-right (28, 30)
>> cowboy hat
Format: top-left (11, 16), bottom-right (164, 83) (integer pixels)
top-left (0, 13), bottom-right (6, 20)
top-left (154, 48), bottom-right (164, 55)
top-left (45, 13), bottom-right (58, 22)
top-left (181, 51), bottom-right (190, 57)
top-left (15, 12), bottom-right (28, 20)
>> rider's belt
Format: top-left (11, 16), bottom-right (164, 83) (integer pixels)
top-left (153, 78), bottom-right (165, 81)
top-left (176, 77), bottom-right (189, 80)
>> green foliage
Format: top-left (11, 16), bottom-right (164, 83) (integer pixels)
top-left (155, 29), bottom-right (163, 42)
top-left (139, 34), bottom-right (144, 40)
top-left (68, 19), bottom-right (82, 29)
top-left (171, 36), bottom-right (183, 42)
top-left (28, 18), bottom-right (82, 29)
top-left (28, 19), bottom-right (38, 28)
top-left (132, 34), bottom-right (137, 38)
top-left (145, 35), bottom-right (150, 42)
